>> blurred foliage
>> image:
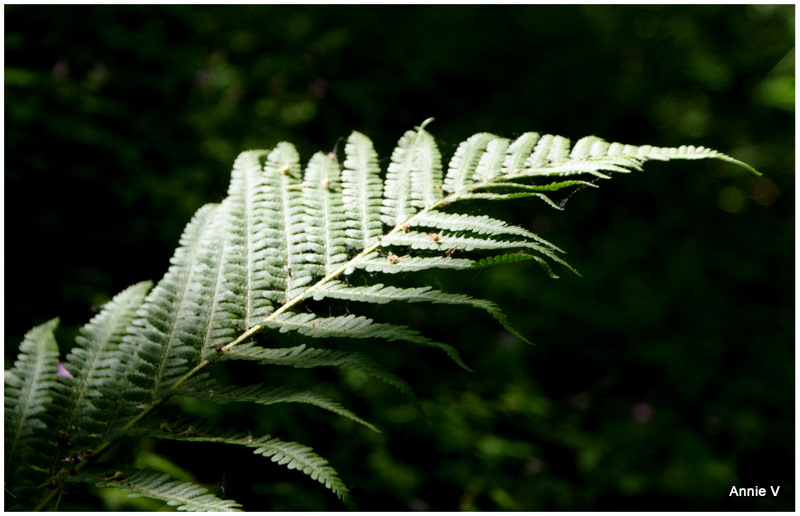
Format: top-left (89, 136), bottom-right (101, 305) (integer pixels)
top-left (5, 4), bottom-right (794, 511)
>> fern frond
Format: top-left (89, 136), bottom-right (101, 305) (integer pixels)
top-left (443, 132), bottom-right (498, 193)
top-left (312, 280), bottom-right (530, 344)
top-left (383, 229), bottom-right (547, 254)
top-left (472, 136), bottom-right (511, 182)
top-left (382, 230), bottom-right (576, 277)
top-left (248, 436), bottom-right (350, 501)
top-left (11, 121), bottom-right (757, 511)
top-left (122, 204), bottom-right (223, 402)
top-left (382, 118), bottom-right (442, 226)
top-left (71, 469), bottom-right (242, 511)
top-left (570, 136), bottom-right (761, 175)
top-left (410, 210), bottom-right (562, 250)
top-left (57, 281), bottom-right (152, 450)
top-left (502, 132), bottom-right (543, 177)
top-left (342, 130), bottom-right (384, 250)
top-left (472, 252), bottom-right (565, 279)
top-left (301, 152), bottom-right (349, 279)
top-left (469, 179), bottom-right (599, 193)
top-left (266, 143), bottom-right (318, 302)
top-left (451, 190), bottom-right (565, 210)
top-left (221, 342), bottom-right (419, 403)
top-left (353, 253), bottom-right (476, 274)
top-left (223, 150), bottom-right (279, 327)
top-left (5, 318), bottom-right (63, 496)
top-left (174, 379), bottom-right (379, 432)
top-left (122, 422), bottom-right (351, 503)
top-left (264, 312), bottom-right (471, 370)
top-left (489, 134), bottom-right (759, 181)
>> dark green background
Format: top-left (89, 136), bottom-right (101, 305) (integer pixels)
top-left (5, 5), bottom-right (794, 511)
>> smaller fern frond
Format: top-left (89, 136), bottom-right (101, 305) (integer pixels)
top-left (5, 318), bottom-right (63, 496)
top-left (267, 143), bottom-right (317, 303)
top-left (443, 132), bottom-right (498, 194)
top-left (450, 190), bottom-right (565, 210)
top-left (58, 281), bottom-right (153, 449)
top-left (472, 136), bottom-right (511, 182)
top-left (264, 312), bottom-right (471, 371)
top-left (249, 436), bottom-right (350, 502)
top-left (315, 280), bottom-right (531, 345)
top-left (382, 118), bottom-right (441, 226)
top-left (122, 204), bottom-right (223, 402)
top-left (301, 152), bottom-right (349, 278)
top-left (122, 422), bottom-right (351, 503)
top-left (501, 132), bottom-right (543, 177)
top-left (221, 342), bottom-right (420, 406)
top-left (472, 252), bottom-right (567, 279)
top-left (70, 469), bottom-right (242, 511)
top-left (468, 179), bottom-right (599, 194)
top-left (342, 130), bottom-right (385, 250)
top-left (410, 210), bottom-right (563, 250)
top-left (383, 229), bottom-right (551, 255)
top-left (492, 134), bottom-right (759, 181)
top-left (174, 379), bottom-right (379, 432)
top-left (380, 230), bottom-right (576, 278)
top-left (570, 137), bottom-right (761, 175)
top-left (353, 253), bottom-right (476, 274)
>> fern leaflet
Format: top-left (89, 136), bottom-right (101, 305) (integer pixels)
top-left (70, 469), bottom-right (242, 511)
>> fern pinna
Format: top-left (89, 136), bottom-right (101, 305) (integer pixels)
top-left (5, 119), bottom-right (757, 511)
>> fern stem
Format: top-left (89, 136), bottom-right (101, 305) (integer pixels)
top-left (174, 194), bottom-right (452, 390)
top-left (35, 189), bottom-right (458, 511)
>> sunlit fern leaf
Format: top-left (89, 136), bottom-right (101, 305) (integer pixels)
top-left (589, 138), bottom-right (760, 174)
top-left (528, 133), bottom-right (571, 168)
top-left (265, 143), bottom-right (313, 303)
top-left (188, 202), bottom-right (244, 365)
top-left (342, 131), bottom-right (385, 251)
top-left (71, 469), bottom-right (242, 511)
top-left (451, 190), bottom-right (565, 210)
top-left (301, 152), bottom-right (349, 278)
top-left (382, 230), bottom-right (577, 277)
top-left (122, 205), bottom-right (223, 402)
top-left (263, 312), bottom-right (471, 371)
top-left (223, 150), bottom-right (278, 327)
top-left (312, 280), bottom-right (530, 344)
top-left (501, 135), bottom-right (761, 181)
top-left (383, 229), bottom-right (550, 254)
top-left (409, 120), bottom-right (443, 209)
top-left (443, 132), bottom-right (498, 194)
top-left (354, 253), bottom-right (476, 274)
top-left (382, 118), bottom-right (442, 226)
top-left (4, 318), bottom-right (62, 499)
top-left (173, 379), bottom-right (379, 432)
top-left (472, 136), bottom-right (510, 182)
top-left (503, 132), bottom-right (542, 176)
top-left (411, 210), bottom-right (563, 250)
top-left (469, 179), bottom-right (598, 193)
top-left (55, 281), bottom-right (152, 454)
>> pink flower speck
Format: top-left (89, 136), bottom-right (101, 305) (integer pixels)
top-left (54, 363), bottom-right (74, 379)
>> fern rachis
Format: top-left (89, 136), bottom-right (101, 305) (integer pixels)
top-left (4, 119), bottom-right (757, 511)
